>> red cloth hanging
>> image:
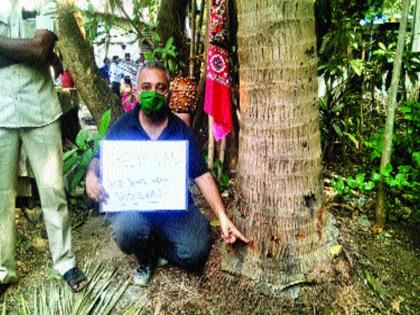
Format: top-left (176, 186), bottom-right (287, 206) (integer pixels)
top-left (60, 69), bottom-right (74, 88)
top-left (204, 0), bottom-right (232, 141)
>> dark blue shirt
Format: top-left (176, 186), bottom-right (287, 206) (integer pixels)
top-left (101, 106), bottom-right (208, 205)
top-left (99, 65), bottom-right (110, 83)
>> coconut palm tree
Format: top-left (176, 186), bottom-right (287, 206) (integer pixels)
top-left (225, 0), bottom-right (334, 291)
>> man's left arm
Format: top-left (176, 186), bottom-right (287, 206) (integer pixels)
top-left (194, 172), bottom-right (249, 244)
top-left (0, 30), bottom-right (56, 64)
top-left (0, 1), bottom-right (59, 67)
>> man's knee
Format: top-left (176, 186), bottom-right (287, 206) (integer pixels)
top-left (108, 213), bottom-right (150, 254)
top-left (175, 233), bottom-right (211, 270)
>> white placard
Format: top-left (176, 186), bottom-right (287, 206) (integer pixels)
top-left (100, 140), bottom-right (188, 212)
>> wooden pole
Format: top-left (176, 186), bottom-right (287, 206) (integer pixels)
top-left (205, 0), bottom-right (214, 169)
top-left (189, 0), bottom-right (197, 77)
top-left (104, 1), bottom-right (111, 58)
top-left (208, 116), bottom-right (215, 168)
top-left (217, 137), bottom-right (227, 181)
top-left (375, 0), bottom-right (410, 230)
top-left (195, 0), bottom-right (206, 58)
top-left (413, 0), bottom-right (420, 52)
top-left (412, 0), bottom-right (420, 99)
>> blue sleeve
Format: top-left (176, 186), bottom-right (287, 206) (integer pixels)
top-left (188, 130), bottom-right (208, 179)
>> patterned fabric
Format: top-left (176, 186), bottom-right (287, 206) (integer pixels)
top-left (109, 61), bottom-right (123, 83)
top-left (204, 0), bottom-right (232, 141)
top-left (0, 0), bottom-right (62, 127)
top-left (119, 59), bottom-right (138, 83)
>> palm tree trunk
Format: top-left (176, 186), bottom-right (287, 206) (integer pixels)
top-left (224, 0), bottom-right (333, 290)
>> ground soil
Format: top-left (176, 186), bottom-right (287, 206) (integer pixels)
top-left (1, 185), bottom-right (419, 314)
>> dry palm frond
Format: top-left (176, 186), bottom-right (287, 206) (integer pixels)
top-left (120, 294), bottom-right (147, 315)
top-left (1, 299), bottom-right (6, 315)
top-left (13, 259), bottom-right (143, 315)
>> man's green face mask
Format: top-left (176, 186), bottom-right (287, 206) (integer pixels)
top-left (139, 91), bottom-right (166, 116)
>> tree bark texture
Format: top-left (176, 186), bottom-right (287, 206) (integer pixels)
top-left (224, 0), bottom-right (332, 289)
top-left (56, 0), bottom-right (121, 124)
top-left (157, 0), bottom-right (190, 74)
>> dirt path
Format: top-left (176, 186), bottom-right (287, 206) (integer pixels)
top-left (1, 194), bottom-right (419, 314)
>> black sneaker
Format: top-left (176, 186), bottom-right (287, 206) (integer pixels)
top-left (132, 265), bottom-right (152, 287)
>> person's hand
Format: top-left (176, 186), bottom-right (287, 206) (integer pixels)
top-left (86, 173), bottom-right (109, 203)
top-left (219, 213), bottom-right (249, 244)
top-left (0, 55), bottom-right (17, 68)
top-left (32, 29), bottom-right (57, 61)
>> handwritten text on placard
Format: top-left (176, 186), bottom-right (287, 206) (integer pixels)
top-left (100, 140), bottom-right (188, 212)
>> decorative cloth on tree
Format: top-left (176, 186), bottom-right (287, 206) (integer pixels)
top-left (204, 0), bottom-right (232, 141)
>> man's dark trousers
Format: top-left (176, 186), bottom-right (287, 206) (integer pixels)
top-left (106, 204), bottom-right (211, 270)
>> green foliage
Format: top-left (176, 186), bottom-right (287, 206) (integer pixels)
top-left (204, 156), bottom-right (231, 192)
top-left (209, 159), bottom-right (230, 191)
top-left (98, 108), bottom-right (112, 135)
top-left (132, 0), bottom-right (160, 24)
top-left (83, 0), bottom-right (160, 47)
top-left (369, 38), bottom-right (420, 91)
top-left (364, 269), bottom-right (386, 300)
top-left (82, 0), bottom-right (186, 75)
top-left (317, 0), bottom-right (419, 223)
top-left (362, 101), bottom-right (419, 162)
top-left (63, 110), bottom-right (111, 192)
top-left (317, 0), bottom-right (420, 162)
top-left (83, 2), bottom-right (117, 45)
top-left (330, 163), bottom-right (414, 196)
top-left (364, 131), bottom-right (383, 160)
top-left (317, 11), bottom-right (365, 158)
top-left (328, 98), bottom-right (419, 221)
top-left (219, 172), bottom-right (230, 192)
top-left (144, 36), bottom-right (186, 75)
top-left (319, 39), bottom-right (420, 159)
top-left (330, 172), bottom-right (374, 196)
top-left (330, 165), bottom-right (419, 222)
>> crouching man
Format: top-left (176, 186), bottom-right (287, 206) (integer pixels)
top-left (85, 61), bottom-right (248, 286)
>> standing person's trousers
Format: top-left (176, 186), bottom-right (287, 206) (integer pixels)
top-left (0, 121), bottom-right (76, 284)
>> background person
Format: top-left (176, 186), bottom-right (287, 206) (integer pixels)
top-left (0, 0), bottom-right (87, 294)
top-left (120, 75), bottom-right (138, 112)
top-left (109, 55), bottom-right (122, 97)
top-left (99, 57), bottom-right (110, 84)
